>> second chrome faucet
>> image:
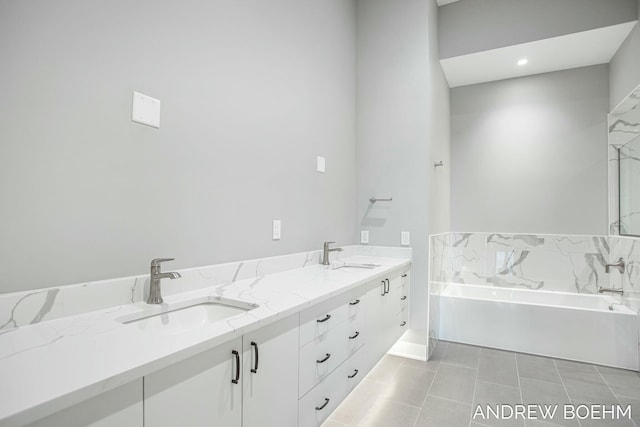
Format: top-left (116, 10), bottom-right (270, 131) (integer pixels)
top-left (147, 258), bottom-right (181, 304)
top-left (321, 242), bottom-right (343, 266)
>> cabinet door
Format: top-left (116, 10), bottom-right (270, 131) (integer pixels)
top-left (27, 380), bottom-right (143, 427)
top-left (365, 280), bottom-right (390, 370)
top-left (144, 337), bottom-right (242, 427)
top-left (242, 315), bottom-right (299, 427)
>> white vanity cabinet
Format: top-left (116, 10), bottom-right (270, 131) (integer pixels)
top-left (144, 314), bottom-right (299, 427)
top-left (144, 336), bottom-right (243, 427)
top-left (365, 268), bottom-right (410, 371)
top-left (26, 380), bottom-right (143, 427)
top-left (298, 285), bottom-right (368, 427)
top-left (242, 314), bottom-right (299, 427)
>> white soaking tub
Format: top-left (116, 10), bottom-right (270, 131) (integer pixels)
top-left (433, 282), bottom-right (639, 370)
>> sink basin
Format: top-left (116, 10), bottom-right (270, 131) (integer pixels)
top-left (331, 263), bottom-right (381, 272)
top-left (117, 296), bottom-right (258, 333)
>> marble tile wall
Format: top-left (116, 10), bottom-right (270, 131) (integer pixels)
top-left (430, 232), bottom-right (610, 294)
top-left (610, 236), bottom-right (640, 313)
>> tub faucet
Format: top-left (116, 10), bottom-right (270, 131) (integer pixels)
top-left (147, 258), bottom-right (181, 304)
top-left (321, 242), bottom-right (343, 266)
top-left (605, 258), bottom-right (625, 274)
top-left (609, 302), bottom-right (625, 311)
top-left (598, 287), bottom-right (624, 296)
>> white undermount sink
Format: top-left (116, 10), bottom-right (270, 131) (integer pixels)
top-left (116, 296), bottom-right (259, 333)
top-left (331, 263), bottom-right (381, 272)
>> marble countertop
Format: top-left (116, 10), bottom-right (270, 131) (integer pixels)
top-left (0, 255), bottom-right (410, 427)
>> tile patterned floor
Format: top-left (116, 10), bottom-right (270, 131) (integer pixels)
top-left (322, 341), bottom-right (640, 427)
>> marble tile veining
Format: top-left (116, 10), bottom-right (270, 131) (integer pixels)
top-left (430, 232), bottom-right (612, 295)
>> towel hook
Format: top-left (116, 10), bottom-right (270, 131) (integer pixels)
top-left (369, 197), bottom-right (393, 204)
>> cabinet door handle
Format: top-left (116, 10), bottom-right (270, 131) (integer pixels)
top-left (402, 274), bottom-right (407, 278)
top-left (315, 398), bottom-right (330, 411)
top-left (401, 296), bottom-right (407, 301)
top-left (385, 279), bottom-right (390, 295)
top-left (348, 369), bottom-right (359, 379)
top-left (317, 314), bottom-right (331, 323)
top-left (250, 341), bottom-right (259, 373)
top-left (316, 353), bottom-right (331, 364)
top-left (231, 350), bottom-right (240, 384)
top-left (400, 321), bottom-right (407, 327)
top-left (349, 331), bottom-right (360, 340)
top-left (380, 280), bottom-right (386, 296)
top-left (349, 299), bottom-right (360, 306)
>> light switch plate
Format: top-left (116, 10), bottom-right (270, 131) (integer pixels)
top-left (360, 230), bottom-right (369, 244)
top-left (272, 220), bottom-right (281, 240)
top-left (401, 231), bottom-right (410, 246)
top-left (132, 91), bottom-right (161, 128)
top-left (316, 156), bottom-right (326, 173)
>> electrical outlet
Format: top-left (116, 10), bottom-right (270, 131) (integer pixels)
top-left (316, 156), bottom-right (326, 173)
top-left (401, 231), bottom-right (410, 246)
top-left (272, 220), bottom-right (281, 240)
top-left (361, 230), bottom-right (369, 244)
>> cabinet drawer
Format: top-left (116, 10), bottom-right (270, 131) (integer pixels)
top-left (299, 285), bottom-right (365, 348)
top-left (299, 303), bottom-right (347, 348)
top-left (299, 320), bottom-right (349, 397)
top-left (391, 288), bottom-right (409, 315)
top-left (298, 360), bottom-right (348, 427)
top-left (347, 295), bottom-right (365, 323)
top-left (400, 271), bottom-right (410, 285)
top-left (346, 313), bottom-right (365, 356)
top-left (344, 346), bottom-right (366, 393)
top-left (396, 308), bottom-right (409, 329)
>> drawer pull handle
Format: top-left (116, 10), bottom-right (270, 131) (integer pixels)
top-left (317, 353), bottom-right (331, 364)
top-left (402, 274), bottom-right (407, 278)
top-left (380, 280), bottom-right (386, 296)
top-left (250, 341), bottom-right (259, 373)
top-left (315, 398), bottom-right (330, 411)
top-left (348, 369), bottom-right (359, 379)
top-left (317, 314), bottom-right (331, 323)
top-left (400, 296), bottom-right (407, 301)
top-left (385, 279), bottom-right (390, 295)
top-left (231, 350), bottom-right (240, 384)
top-left (349, 331), bottom-right (360, 340)
top-left (400, 321), bottom-right (407, 327)
top-left (349, 299), bottom-right (360, 306)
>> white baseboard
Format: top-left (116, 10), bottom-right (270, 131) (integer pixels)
top-left (388, 341), bottom-right (427, 361)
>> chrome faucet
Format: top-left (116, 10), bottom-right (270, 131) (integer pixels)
top-left (609, 302), bottom-right (625, 311)
top-left (321, 241), bottom-right (343, 266)
top-left (605, 258), bottom-right (625, 274)
top-left (598, 287), bottom-right (624, 296)
top-left (147, 258), bottom-right (181, 304)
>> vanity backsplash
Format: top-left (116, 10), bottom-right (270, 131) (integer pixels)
top-left (0, 245), bottom-right (411, 331)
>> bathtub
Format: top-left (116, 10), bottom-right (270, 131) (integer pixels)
top-left (433, 282), bottom-right (639, 370)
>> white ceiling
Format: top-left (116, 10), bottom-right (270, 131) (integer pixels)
top-left (440, 22), bottom-right (637, 88)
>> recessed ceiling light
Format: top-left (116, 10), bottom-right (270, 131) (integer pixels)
top-left (517, 58), bottom-right (528, 66)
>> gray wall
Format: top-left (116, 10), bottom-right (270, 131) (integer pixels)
top-left (356, 0), bottom-right (450, 350)
top-left (0, 0), bottom-right (357, 293)
top-left (610, 5), bottom-right (640, 110)
top-left (439, 0), bottom-right (638, 59)
top-left (451, 65), bottom-right (609, 235)
top-left (429, 59), bottom-right (451, 235)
